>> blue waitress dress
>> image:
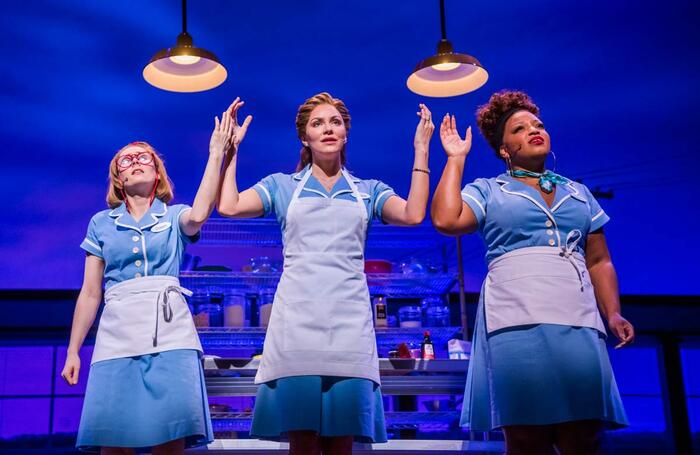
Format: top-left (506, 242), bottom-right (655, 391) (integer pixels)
top-left (75, 199), bottom-right (213, 451)
top-left (248, 165), bottom-right (395, 442)
top-left (459, 173), bottom-right (629, 431)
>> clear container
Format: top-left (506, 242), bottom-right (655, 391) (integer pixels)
top-left (199, 287), bottom-right (224, 327)
top-left (223, 292), bottom-right (248, 327)
top-left (258, 289), bottom-right (275, 327)
top-left (425, 305), bottom-right (450, 327)
top-left (421, 296), bottom-right (450, 327)
top-left (398, 305), bottom-right (422, 328)
top-left (190, 289), bottom-right (210, 327)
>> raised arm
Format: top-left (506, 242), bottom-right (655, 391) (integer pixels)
top-left (61, 254), bottom-right (105, 385)
top-left (381, 104), bottom-right (433, 226)
top-left (216, 98), bottom-right (264, 218)
top-left (180, 101), bottom-right (239, 235)
top-left (431, 114), bottom-right (478, 235)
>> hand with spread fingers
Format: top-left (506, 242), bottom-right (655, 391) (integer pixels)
top-left (210, 103), bottom-right (235, 158)
top-left (414, 103), bottom-right (435, 156)
top-left (228, 97), bottom-right (253, 154)
top-left (439, 113), bottom-right (472, 158)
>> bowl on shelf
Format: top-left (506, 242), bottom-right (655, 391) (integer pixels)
top-left (364, 259), bottom-right (392, 274)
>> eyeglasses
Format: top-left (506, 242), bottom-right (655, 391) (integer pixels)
top-left (117, 152), bottom-right (154, 171)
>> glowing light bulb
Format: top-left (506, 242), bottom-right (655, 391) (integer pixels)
top-left (431, 62), bottom-right (460, 71)
top-left (169, 55), bottom-right (201, 65)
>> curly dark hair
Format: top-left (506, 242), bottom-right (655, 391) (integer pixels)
top-left (476, 90), bottom-right (540, 156)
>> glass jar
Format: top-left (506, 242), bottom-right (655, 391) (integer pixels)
top-left (223, 292), bottom-right (248, 327)
top-left (258, 288), bottom-right (275, 327)
top-left (398, 305), bottom-right (422, 328)
top-left (190, 289), bottom-right (210, 327)
top-left (425, 304), bottom-right (450, 327)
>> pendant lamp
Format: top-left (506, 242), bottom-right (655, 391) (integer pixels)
top-left (407, 0), bottom-right (488, 97)
top-left (143, 0), bottom-right (227, 93)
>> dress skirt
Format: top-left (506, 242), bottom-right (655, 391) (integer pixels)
top-left (251, 375), bottom-right (387, 443)
top-left (76, 349), bottom-right (213, 451)
top-left (460, 293), bottom-right (629, 431)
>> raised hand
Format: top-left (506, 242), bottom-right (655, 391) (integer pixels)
top-left (229, 97), bottom-right (253, 153)
top-left (414, 103), bottom-right (435, 155)
top-left (210, 103), bottom-right (235, 158)
top-left (439, 114), bottom-right (472, 158)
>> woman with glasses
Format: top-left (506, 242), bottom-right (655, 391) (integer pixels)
top-left (60, 102), bottom-right (243, 454)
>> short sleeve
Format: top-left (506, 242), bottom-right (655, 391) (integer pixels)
top-left (581, 185), bottom-right (610, 232)
top-left (253, 174), bottom-right (278, 217)
top-left (373, 180), bottom-right (397, 221)
top-left (80, 215), bottom-right (103, 258)
top-left (461, 178), bottom-right (490, 227)
top-left (176, 205), bottom-right (201, 245)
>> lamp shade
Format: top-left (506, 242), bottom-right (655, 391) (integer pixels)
top-left (143, 32), bottom-right (227, 93)
top-left (407, 40), bottom-right (488, 97)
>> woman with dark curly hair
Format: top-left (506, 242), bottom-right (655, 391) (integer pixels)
top-left (431, 90), bottom-right (633, 454)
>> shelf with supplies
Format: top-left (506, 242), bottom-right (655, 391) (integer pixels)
top-left (182, 217), bottom-right (478, 450)
top-left (180, 271), bottom-right (457, 297)
top-left (196, 327), bottom-right (462, 352)
top-left (208, 411), bottom-right (461, 433)
top-left (197, 217), bottom-right (455, 250)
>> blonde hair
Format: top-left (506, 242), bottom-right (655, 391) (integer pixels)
top-left (106, 141), bottom-right (174, 208)
top-left (295, 92), bottom-right (351, 172)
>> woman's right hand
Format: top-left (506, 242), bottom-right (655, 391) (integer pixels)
top-left (61, 352), bottom-right (81, 386)
top-left (439, 114), bottom-right (472, 158)
top-left (229, 97), bottom-right (253, 155)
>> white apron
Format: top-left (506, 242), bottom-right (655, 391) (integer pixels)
top-left (483, 230), bottom-right (606, 335)
top-left (255, 168), bottom-right (379, 384)
top-left (92, 275), bottom-right (202, 364)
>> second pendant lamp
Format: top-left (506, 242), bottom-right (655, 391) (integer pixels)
top-left (407, 0), bottom-right (488, 97)
top-left (143, 0), bottom-right (227, 93)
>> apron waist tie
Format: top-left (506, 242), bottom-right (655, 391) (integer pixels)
top-left (153, 285), bottom-right (193, 347)
top-left (559, 229), bottom-right (584, 292)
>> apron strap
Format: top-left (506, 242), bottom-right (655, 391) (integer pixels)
top-left (342, 169), bottom-right (369, 221)
top-left (152, 285), bottom-right (193, 347)
top-left (559, 229), bottom-right (584, 292)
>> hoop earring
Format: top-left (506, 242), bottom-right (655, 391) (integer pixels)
top-left (549, 150), bottom-right (557, 172)
top-left (504, 154), bottom-right (513, 176)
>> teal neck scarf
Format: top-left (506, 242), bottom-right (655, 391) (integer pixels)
top-left (510, 169), bottom-right (569, 193)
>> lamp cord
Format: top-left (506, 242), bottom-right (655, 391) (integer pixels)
top-left (439, 0), bottom-right (447, 40)
top-left (182, 0), bottom-right (187, 33)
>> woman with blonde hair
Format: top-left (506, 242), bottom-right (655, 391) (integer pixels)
top-left (61, 102), bottom-right (242, 454)
top-left (218, 93), bottom-right (433, 454)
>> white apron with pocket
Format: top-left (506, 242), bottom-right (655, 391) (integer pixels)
top-left (91, 275), bottom-right (202, 364)
top-left (484, 233), bottom-right (606, 335)
top-left (255, 168), bottom-right (379, 384)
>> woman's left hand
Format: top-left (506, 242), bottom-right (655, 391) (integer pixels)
top-left (210, 104), bottom-right (235, 158)
top-left (608, 313), bottom-right (635, 348)
top-left (414, 103), bottom-right (434, 156)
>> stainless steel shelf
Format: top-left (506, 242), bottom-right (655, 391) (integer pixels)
top-left (188, 439), bottom-right (505, 454)
top-left (204, 357), bottom-right (469, 375)
top-left (209, 411), bottom-right (461, 432)
top-left (181, 271), bottom-right (457, 296)
top-left (205, 375), bottom-right (466, 397)
top-left (199, 218), bottom-right (453, 249)
top-left (196, 327), bottom-right (462, 351)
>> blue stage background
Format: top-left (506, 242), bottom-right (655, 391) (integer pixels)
top-left (1, 0), bottom-right (698, 293)
top-left (0, 2), bottom-right (698, 451)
